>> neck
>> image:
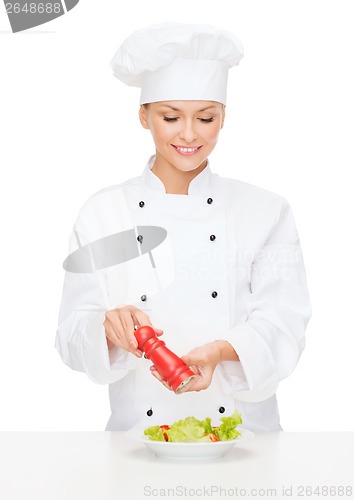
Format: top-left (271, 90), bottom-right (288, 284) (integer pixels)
top-left (151, 157), bottom-right (208, 195)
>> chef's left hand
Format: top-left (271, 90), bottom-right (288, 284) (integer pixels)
top-left (180, 342), bottom-right (222, 392)
top-left (150, 341), bottom-right (238, 392)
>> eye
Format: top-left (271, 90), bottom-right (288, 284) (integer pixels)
top-left (163, 116), bottom-right (178, 122)
top-left (199, 117), bottom-right (214, 123)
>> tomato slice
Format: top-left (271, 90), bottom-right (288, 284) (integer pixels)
top-left (206, 433), bottom-right (220, 442)
top-left (159, 425), bottom-right (170, 441)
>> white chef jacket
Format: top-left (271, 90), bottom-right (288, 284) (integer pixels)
top-left (56, 156), bottom-right (311, 432)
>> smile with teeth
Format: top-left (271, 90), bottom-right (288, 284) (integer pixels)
top-left (172, 145), bottom-right (201, 154)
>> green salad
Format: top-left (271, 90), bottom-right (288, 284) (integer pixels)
top-left (144, 410), bottom-right (242, 443)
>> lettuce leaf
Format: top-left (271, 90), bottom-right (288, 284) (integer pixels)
top-left (199, 417), bottom-right (213, 435)
top-left (168, 416), bottom-right (207, 442)
top-left (143, 425), bottom-right (165, 441)
top-left (218, 410), bottom-right (242, 441)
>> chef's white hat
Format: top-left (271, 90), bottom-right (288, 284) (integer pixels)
top-left (110, 23), bottom-right (244, 105)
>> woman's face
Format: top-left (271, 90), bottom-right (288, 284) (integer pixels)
top-left (139, 100), bottom-right (225, 173)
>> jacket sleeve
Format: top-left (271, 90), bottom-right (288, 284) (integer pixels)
top-left (55, 217), bottom-right (138, 385)
top-left (218, 200), bottom-right (311, 402)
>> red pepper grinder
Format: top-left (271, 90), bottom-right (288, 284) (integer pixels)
top-left (134, 326), bottom-right (196, 394)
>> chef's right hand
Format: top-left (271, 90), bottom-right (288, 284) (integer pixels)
top-left (104, 305), bottom-right (163, 357)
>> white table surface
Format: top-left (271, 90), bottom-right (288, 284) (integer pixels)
top-left (0, 432), bottom-right (353, 500)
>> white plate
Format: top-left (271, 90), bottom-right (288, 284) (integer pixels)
top-left (125, 427), bottom-right (254, 461)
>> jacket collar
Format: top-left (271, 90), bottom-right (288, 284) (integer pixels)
top-left (141, 155), bottom-right (213, 196)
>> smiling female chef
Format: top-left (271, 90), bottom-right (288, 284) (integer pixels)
top-left (56, 23), bottom-right (311, 432)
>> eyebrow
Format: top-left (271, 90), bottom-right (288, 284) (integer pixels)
top-left (158, 104), bottom-right (217, 112)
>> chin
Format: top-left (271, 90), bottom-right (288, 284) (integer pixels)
top-left (174, 159), bottom-right (207, 173)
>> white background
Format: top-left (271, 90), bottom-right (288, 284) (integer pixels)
top-left (0, 0), bottom-right (353, 431)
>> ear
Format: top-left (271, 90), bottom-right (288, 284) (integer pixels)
top-left (139, 105), bottom-right (150, 130)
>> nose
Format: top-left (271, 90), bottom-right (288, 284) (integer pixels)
top-left (179, 119), bottom-right (198, 143)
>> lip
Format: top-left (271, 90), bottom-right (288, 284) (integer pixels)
top-left (171, 145), bottom-right (202, 156)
